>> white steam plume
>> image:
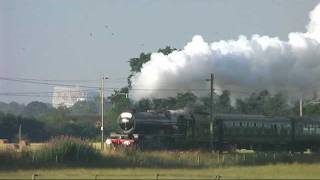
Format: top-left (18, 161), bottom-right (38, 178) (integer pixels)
top-left (131, 4), bottom-right (320, 100)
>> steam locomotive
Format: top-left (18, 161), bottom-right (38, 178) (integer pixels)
top-left (106, 110), bottom-right (320, 151)
top-left (105, 110), bottom-right (195, 149)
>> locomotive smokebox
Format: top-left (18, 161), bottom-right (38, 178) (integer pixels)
top-left (118, 112), bottom-right (135, 134)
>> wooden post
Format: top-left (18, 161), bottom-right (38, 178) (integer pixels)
top-left (273, 152), bottom-right (276, 161)
top-left (197, 153), bottom-right (200, 167)
top-left (222, 153), bottom-right (225, 163)
top-left (32, 174), bottom-right (38, 180)
top-left (155, 173), bottom-right (159, 180)
top-left (217, 152), bottom-right (220, 164)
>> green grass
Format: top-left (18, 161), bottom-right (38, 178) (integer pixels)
top-left (0, 163), bottom-right (320, 179)
top-left (3, 141), bottom-right (320, 179)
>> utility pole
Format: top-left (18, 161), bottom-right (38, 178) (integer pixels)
top-left (299, 98), bottom-right (320, 118)
top-left (209, 73), bottom-right (214, 150)
top-left (18, 123), bottom-right (21, 144)
top-left (101, 76), bottom-right (108, 150)
top-left (299, 98), bottom-right (303, 117)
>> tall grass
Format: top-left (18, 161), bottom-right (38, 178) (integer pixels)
top-left (36, 136), bottom-right (101, 163)
top-left (2, 138), bottom-right (320, 169)
top-left (0, 136), bottom-right (101, 168)
top-left (100, 149), bottom-right (320, 168)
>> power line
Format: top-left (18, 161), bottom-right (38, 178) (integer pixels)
top-left (0, 77), bottom-right (100, 89)
top-left (3, 76), bottom-right (312, 96)
top-left (0, 76), bottom-right (99, 82)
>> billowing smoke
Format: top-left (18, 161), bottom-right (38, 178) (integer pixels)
top-left (131, 4), bottom-right (320, 100)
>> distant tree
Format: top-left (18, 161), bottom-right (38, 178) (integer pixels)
top-left (0, 101), bottom-right (25, 115)
top-left (265, 93), bottom-right (289, 116)
top-left (176, 92), bottom-right (197, 109)
top-left (70, 98), bottom-right (99, 115)
top-left (157, 46), bottom-right (177, 55)
top-left (129, 52), bottom-right (151, 73)
top-left (127, 46), bottom-right (176, 88)
top-left (217, 90), bottom-right (232, 113)
top-left (108, 87), bottom-right (130, 112)
top-left (235, 98), bottom-right (248, 114)
top-left (0, 113), bottom-right (47, 142)
top-left (135, 98), bottom-right (152, 112)
top-left (235, 90), bottom-right (290, 116)
top-left (23, 101), bottom-right (50, 118)
top-left (20, 116), bottom-right (47, 142)
top-left (0, 113), bottom-right (17, 141)
top-left (129, 46), bottom-right (177, 73)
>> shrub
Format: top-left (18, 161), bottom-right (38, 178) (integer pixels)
top-left (0, 148), bottom-right (16, 164)
top-left (37, 136), bottom-right (100, 163)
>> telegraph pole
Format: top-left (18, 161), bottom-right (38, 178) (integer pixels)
top-left (18, 123), bottom-right (21, 144)
top-left (209, 73), bottom-right (214, 150)
top-left (299, 98), bottom-right (303, 117)
top-left (101, 76), bottom-right (108, 150)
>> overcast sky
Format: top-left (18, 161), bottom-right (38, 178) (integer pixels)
top-left (1, 0), bottom-right (320, 103)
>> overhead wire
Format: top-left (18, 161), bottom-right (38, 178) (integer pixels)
top-left (2, 76), bottom-right (310, 98)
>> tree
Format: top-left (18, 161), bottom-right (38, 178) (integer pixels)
top-left (108, 87), bottom-right (130, 112)
top-left (128, 46), bottom-right (177, 73)
top-left (217, 90), bottom-right (232, 113)
top-left (235, 90), bottom-right (290, 116)
top-left (135, 98), bottom-right (152, 112)
top-left (265, 93), bottom-right (289, 116)
top-left (23, 101), bottom-right (50, 118)
top-left (127, 46), bottom-right (177, 88)
top-left (69, 98), bottom-right (99, 115)
top-left (129, 53), bottom-right (151, 73)
top-left (176, 92), bottom-right (197, 109)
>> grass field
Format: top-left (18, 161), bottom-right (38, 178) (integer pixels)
top-left (2, 141), bottom-right (320, 179)
top-left (0, 163), bottom-right (320, 179)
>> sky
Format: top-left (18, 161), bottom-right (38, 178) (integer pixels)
top-left (1, 0), bottom-right (320, 103)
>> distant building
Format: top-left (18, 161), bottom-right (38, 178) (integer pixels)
top-left (52, 86), bottom-right (87, 108)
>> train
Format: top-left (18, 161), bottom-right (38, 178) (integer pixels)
top-left (106, 110), bottom-right (320, 151)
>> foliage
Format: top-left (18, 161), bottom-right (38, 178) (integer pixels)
top-left (23, 101), bottom-right (51, 118)
top-left (127, 46), bottom-right (176, 88)
top-left (37, 136), bottom-right (100, 163)
top-left (69, 99), bottom-right (99, 115)
top-left (0, 113), bottom-right (47, 142)
top-left (0, 102), bottom-right (25, 115)
top-left (235, 90), bottom-right (291, 116)
top-left (129, 46), bottom-right (177, 73)
top-left (105, 87), bottom-right (131, 133)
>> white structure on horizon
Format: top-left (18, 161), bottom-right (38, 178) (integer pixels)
top-left (52, 86), bottom-right (87, 108)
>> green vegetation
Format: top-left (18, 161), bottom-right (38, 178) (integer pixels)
top-left (2, 139), bottom-right (320, 169)
top-left (36, 136), bottom-right (100, 163)
top-left (2, 139), bottom-right (320, 179)
top-left (0, 136), bottom-right (100, 168)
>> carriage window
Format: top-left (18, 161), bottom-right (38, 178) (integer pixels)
top-left (233, 122), bottom-right (235, 127)
top-left (247, 122), bottom-right (249, 127)
top-left (240, 122), bottom-right (242, 127)
top-left (254, 123), bottom-right (257, 127)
